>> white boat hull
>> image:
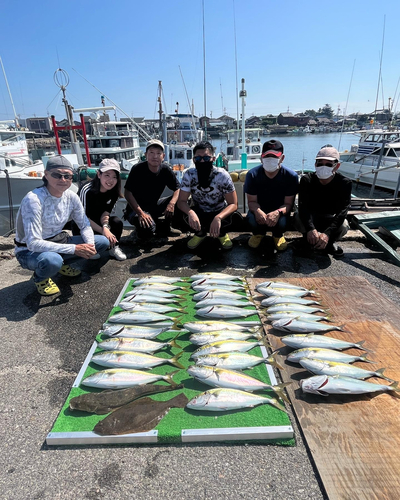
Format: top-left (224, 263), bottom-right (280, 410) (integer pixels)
top-left (339, 160), bottom-right (400, 191)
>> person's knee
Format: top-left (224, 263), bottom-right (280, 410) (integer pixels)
top-left (95, 235), bottom-right (110, 252)
top-left (37, 252), bottom-right (63, 273)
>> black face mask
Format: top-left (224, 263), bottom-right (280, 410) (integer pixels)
top-left (195, 161), bottom-right (214, 188)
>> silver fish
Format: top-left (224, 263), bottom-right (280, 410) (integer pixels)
top-left (256, 282), bottom-right (308, 291)
top-left (287, 348), bottom-right (375, 364)
top-left (186, 388), bottom-right (286, 412)
top-left (97, 336), bottom-right (180, 353)
top-left (189, 330), bottom-right (263, 346)
top-left (91, 351), bottom-right (184, 370)
top-left (267, 312), bottom-right (329, 323)
top-left (184, 321), bottom-right (261, 333)
top-left (195, 351), bottom-right (283, 370)
top-left (193, 290), bottom-right (249, 301)
top-left (299, 358), bottom-right (395, 382)
top-left (281, 334), bottom-right (370, 351)
top-left (261, 296), bottom-right (321, 307)
top-left (191, 340), bottom-right (268, 358)
top-left (82, 369), bottom-right (179, 389)
top-left (192, 284), bottom-right (247, 292)
top-left (257, 287), bottom-right (314, 298)
top-left (132, 276), bottom-right (180, 285)
top-left (125, 289), bottom-right (181, 299)
top-left (101, 324), bottom-right (169, 339)
top-left (108, 311), bottom-right (177, 324)
top-left (131, 282), bottom-right (183, 291)
top-left (118, 302), bottom-right (183, 314)
top-left (195, 298), bottom-right (253, 308)
top-left (266, 304), bottom-right (326, 314)
top-left (300, 375), bottom-right (400, 397)
top-left (272, 318), bottom-right (343, 333)
top-left (192, 278), bottom-right (245, 288)
top-left (121, 294), bottom-right (181, 305)
top-left (190, 273), bottom-right (242, 281)
top-left (196, 305), bottom-right (258, 319)
top-left (187, 365), bottom-right (291, 402)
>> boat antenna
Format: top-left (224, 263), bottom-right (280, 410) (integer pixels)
top-left (178, 66), bottom-right (198, 142)
top-left (338, 59), bottom-right (356, 151)
top-left (233, 0), bottom-right (239, 132)
top-left (373, 15), bottom-right (385, 126)
top-left (202, 0), bottom-right (207, 139)
top-left (0, 56), bottom-right (19, 127)
top-left (72, 67), bottom-right (152, 141)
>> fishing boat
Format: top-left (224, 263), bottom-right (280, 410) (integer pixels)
top-left (339, 129), bottom-right (400, 192)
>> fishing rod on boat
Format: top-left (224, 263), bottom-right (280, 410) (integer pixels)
top-left (338, 59), bottom-right (356, 152)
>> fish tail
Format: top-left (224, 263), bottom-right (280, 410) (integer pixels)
top-left (265, 397), bottom-right (288, 413)
top-left (170, 352), bottom-right (185, 369)
top-left (170, 332), bottom-right (182, 349)
top-left (254, 331), bottom-right (263, 341)
top-left (259, 335), bottom-right (271, 349)
top-left (266, 352), bottom-right (285, 371)
top-left (376, 368), bottom-right (396, 383)
top-left (388, 381), bottom-right (400, 396)
top-left (164, 369), bottom-right (180, 386)
top-left (272, 382), bottom-right (292, 404)
top-left (172, 316), bottom-right (183, 329)
top-left (361, 356), bottom-right (376, 364)
top-left (357, 340), bottom-right (374, 353)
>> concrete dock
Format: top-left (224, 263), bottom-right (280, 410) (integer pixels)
top-left (1, 228), bottom-right (399, 500)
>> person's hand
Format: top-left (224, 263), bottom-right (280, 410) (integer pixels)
top-left (314, 232), bottom-right (329, 250)
top-left (210, 216), bottom-right (222, 238)
top-left (188, 211), bottom-right (201, 232)
top-left (164, 202), bottom-right (175, 218)
top-left (138, 212), bottom-right (154, 228)
top-left (75, 243), bottom-right (97, 259)
top-left (254, 209), bottom-right (268, 225)
top-left (103, 227), bottom-right (118, 247)
top-left (265, 210), bottom-right (280, 227)
top-left (307, 229), bottom-right (319, 246)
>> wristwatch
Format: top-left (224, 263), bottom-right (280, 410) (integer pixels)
top-left (103, 224), bottom-right (110, 229)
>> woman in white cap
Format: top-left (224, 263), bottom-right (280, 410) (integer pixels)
top-left (75, 158), bottom-right (127, 260)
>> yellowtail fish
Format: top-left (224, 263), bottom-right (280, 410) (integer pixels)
top-left (261, 296), bottom-right (321, 307)
top-left (186, 388), bottom-right (286, 412)
top-left (132, 276), bottom-right (180, 285)
top-left (121, 294), bottom-right (182, 305)
top-left (287, 348), bottom-right (375, 364)
top-left (98, 335), bottom-right (181, 353)
top-left (82, 369), bottom-right (180, 389)
top-left (192, 278), bottom-right (245, 288)
top-left (300, 375), bottom-right (400, 397)
top-left (195, 298), bottom-right (253, 308)
top-left (299, 358), bottom-right (395, 382)
top-left (272, 318), bottom-right (342, 333)
top-left (118, 302), bottom-right (184, 314)
top-left (184, 321), bottom-right (261, 333)
top-left (91, 351), bottom-right (185, 370)
top-left (256, 282), bottom-right (308, 291)
top-left (193, 290), bottom-right (250, 301)
top-left (187, 365), bottom-right (291, 402)
top-left (125, 289), bottom-right (182, 299)
top-left (196, 305), bottom-right (258, 319)
top-left (266, 304), bottom-right (326, 314)
top-left (257, 287), bottom-right (314, 297)
top-left (195, 351), bottom-right (284, 370)
top-left (108, 311), bottom-right (177, 324)
top-left (190, 273), bottom-right (242, 280)
top-left (93, 393), bottom-right (188, 436)
top-left (189, 330), bottom-right (263, 346)
top-left (281, 333), bottom-right (370, 351)
top-left (69, 383), bottom-right (184, 414)
top-left (191, 339), bottom-right (269, 359)
top-left (101, 324), bottom-right (170, 339)
top-left (267, 312), bottom-right (329, 323)
top-left (192, 284), bottom-right (246, 292)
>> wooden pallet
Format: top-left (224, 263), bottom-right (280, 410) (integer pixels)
top-left (249, 277), bottom-right (400, 500)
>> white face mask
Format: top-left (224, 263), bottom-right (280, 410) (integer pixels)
top-left (262, 157), bottom-right (280, 172)
top-left (315, 165), bottom-right (335, 179)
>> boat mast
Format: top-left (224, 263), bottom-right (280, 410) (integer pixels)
top-left (239, 78), bottom-right (247, 169)
top-left (202, 0), bottom-right (207, 140)
top-left (0, 56), bottom-right (19, 127)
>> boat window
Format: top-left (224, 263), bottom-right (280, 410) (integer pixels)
top-left (227, 146), bottom-right (234, 156)
top-left (109, 140), bottom-right (119, 147)
top-left (386, 148), bottom-right (397, 157)
top-left (187, 150), bottom-right (192, 159)
top-left (95, 140), bottom-right (102, 148)
top-left (175, 151), bottom-right (184, 159)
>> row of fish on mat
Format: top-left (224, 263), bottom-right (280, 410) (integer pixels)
top-left (69, 273), bottom-right (292, 435)
top-left (259, 281), bottom-right (400, 398)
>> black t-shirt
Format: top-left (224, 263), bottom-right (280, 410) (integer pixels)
top-left (78, 182), bottom-right (119, 225)
top-left (124, 161), bottom-right (180, 212)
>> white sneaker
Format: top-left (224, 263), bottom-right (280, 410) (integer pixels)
top-left (109, 246), bottom-right (127, 261)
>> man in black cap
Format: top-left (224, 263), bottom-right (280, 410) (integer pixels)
top-left (14, 155), bottom-right (109, 296)
top-left (124, 139), bottom-right (181, 240)
top-left (244, 139), bottom-right (298, 251)
top-left (295, 146), bottom-right (351, 257)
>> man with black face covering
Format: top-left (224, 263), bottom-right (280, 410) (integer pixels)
top-left (177, 141), bottom-right (238, 250)
top-left (244, 139), bottom-right (298, 251)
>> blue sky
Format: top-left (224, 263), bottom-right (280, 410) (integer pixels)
top-left (1, 0), bottom-right (400, 122)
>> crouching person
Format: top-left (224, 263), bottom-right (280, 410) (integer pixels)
top-left (177, 141), bottom-right (238, 250)
top-left (14, 155), bottom-right (109, 296)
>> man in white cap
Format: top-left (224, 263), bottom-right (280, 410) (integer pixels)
top-left (295, 145), bottom-right (351, 257)
top-left (124, 139), bottom-right (181, 240)
top-left (14, 155), bottom-right (109, 296)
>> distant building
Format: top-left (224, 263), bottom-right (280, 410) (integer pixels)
top-left (277, 113), bottom-right (309, 126)
top-left (218, 114), bottom-right (235, 129)
top-left (245, 116), bottom-right (261, 128)
top-left (26, 116), bottom-right (52, 133)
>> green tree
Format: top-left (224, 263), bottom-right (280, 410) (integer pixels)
top-left (317, 104), bottom-right (334, 119)
top-left (304, 109), bottom-right (317, 118)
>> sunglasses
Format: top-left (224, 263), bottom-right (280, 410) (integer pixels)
top-left (194, 155), bottom-right (213, 162)
top-left (50, 172), bottom-right (73, 180)
top-left (315, 161), bottom-right (336, 168)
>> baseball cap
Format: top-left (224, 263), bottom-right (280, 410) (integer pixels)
top-left (45, 155), bottom-right (73, 171)
top-left (261, 140), bottom-right (284, 158)
top-left (146, 139), bottom-right (165, 152)
top-left (99, 158), bottom-right (120, 173)
top-left (315, 146), bottom-right (340, 162)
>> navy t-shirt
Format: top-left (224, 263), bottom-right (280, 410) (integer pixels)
top-left (244, 164), bottom-right (299, 213)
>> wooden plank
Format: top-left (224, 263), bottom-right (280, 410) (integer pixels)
top-left (354, 211), bottom-right (400, 223)
top-left (378, 226), bottom-right (400, 245)
top-left (356, 222), bottom-right (400, 266)
top-left (249, 277), bottom-right (400, 500)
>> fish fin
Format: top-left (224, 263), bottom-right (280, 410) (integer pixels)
top-left (259, 336), bottom-right (272, 349)
top-left (255, 331), bottom-right (263, 341)
top-left (170, 332), bottom-right (182, 349)
top-left (170, 352), bottom-right (185, 369)
top-left (266, 352), bottom-right (285, 371)
top-left (356, 340), bottom-right (374, 353)
top-left (376, 368), bottom-right (396, 383)
top-left (267, 398), bottom-right (288, 413)
top-left (164, 369), bottom-right (180, 386)
top-left (272, 382), bottom-right (292, 404)
top-left (361, 356), bottom-right (376, 364)
top-left (389, 381), bottom-right (400, 396)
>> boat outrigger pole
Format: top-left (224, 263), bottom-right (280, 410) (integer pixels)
top-left (239, 78), bottom-right (247, 169)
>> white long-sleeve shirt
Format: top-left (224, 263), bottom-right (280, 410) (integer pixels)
top-left (15, 186), bottom-right (94, 255)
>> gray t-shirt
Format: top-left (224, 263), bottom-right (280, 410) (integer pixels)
top-left (180, 166), bottom-right (235, 212)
